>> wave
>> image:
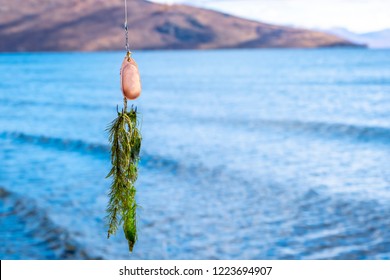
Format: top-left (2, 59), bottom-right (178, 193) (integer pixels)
top-left (0, 131), bottom-right (110, 154)
top-left (0, 131), bottom-right (254, 192)
top-left (0, 131), bottom-right (182, 173)
top-left (270, 120), bottom-right (390, 142)
top-left (0, 187), bottom-right (97, 260)
top-left (224, 118), bottom-right (390, 144)
top-left (288, 189), bottom-right (390, 259)
top-left (0, 97), bottom-right (111, 111)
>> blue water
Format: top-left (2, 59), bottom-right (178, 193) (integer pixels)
top-left (0, 49), bottom-right (389, 259)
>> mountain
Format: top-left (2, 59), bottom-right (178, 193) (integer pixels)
top-left (0, 0), bottom-right (362, 52)
top-left (327, 28), bottom-right (390, 48)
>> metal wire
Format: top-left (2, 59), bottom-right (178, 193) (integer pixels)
top-left (124, 0), bottom-right (130, 52)
top-left (123, 0), bottom-right (130, 106)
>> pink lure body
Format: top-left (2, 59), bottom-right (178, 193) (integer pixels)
top-left (120, 56), bottom-right (141, 100)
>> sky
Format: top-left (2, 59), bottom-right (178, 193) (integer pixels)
top-left (151, 0), bottom-right (390, 33)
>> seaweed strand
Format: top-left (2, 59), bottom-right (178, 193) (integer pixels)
top-left (106, 105), bottom-right (141, 252)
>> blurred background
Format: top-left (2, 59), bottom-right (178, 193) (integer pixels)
top-left (0, 0), bottom-right (389, 259)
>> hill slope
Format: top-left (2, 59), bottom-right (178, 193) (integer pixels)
top-left (328, 28), bottom-right (390, 49)
top-left (0, 0), bottom-right (362, 52)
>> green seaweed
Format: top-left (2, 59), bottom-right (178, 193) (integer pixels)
top-left (106, 104), bottom-right (141, 252)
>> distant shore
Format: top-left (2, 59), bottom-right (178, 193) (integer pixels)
top-left (0, 0), bottom-right (361, 52)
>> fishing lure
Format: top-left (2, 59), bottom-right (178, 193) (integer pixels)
top-left (106, 0), bottom-right (142, 252)
top-left (121, 51), bottom-right (141, 100)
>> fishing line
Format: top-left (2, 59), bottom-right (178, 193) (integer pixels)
top-left (124, 0), bottom-right (130, 54)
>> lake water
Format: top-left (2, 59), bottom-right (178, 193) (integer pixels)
top-left (0, 49), bottom-right (389, 259)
